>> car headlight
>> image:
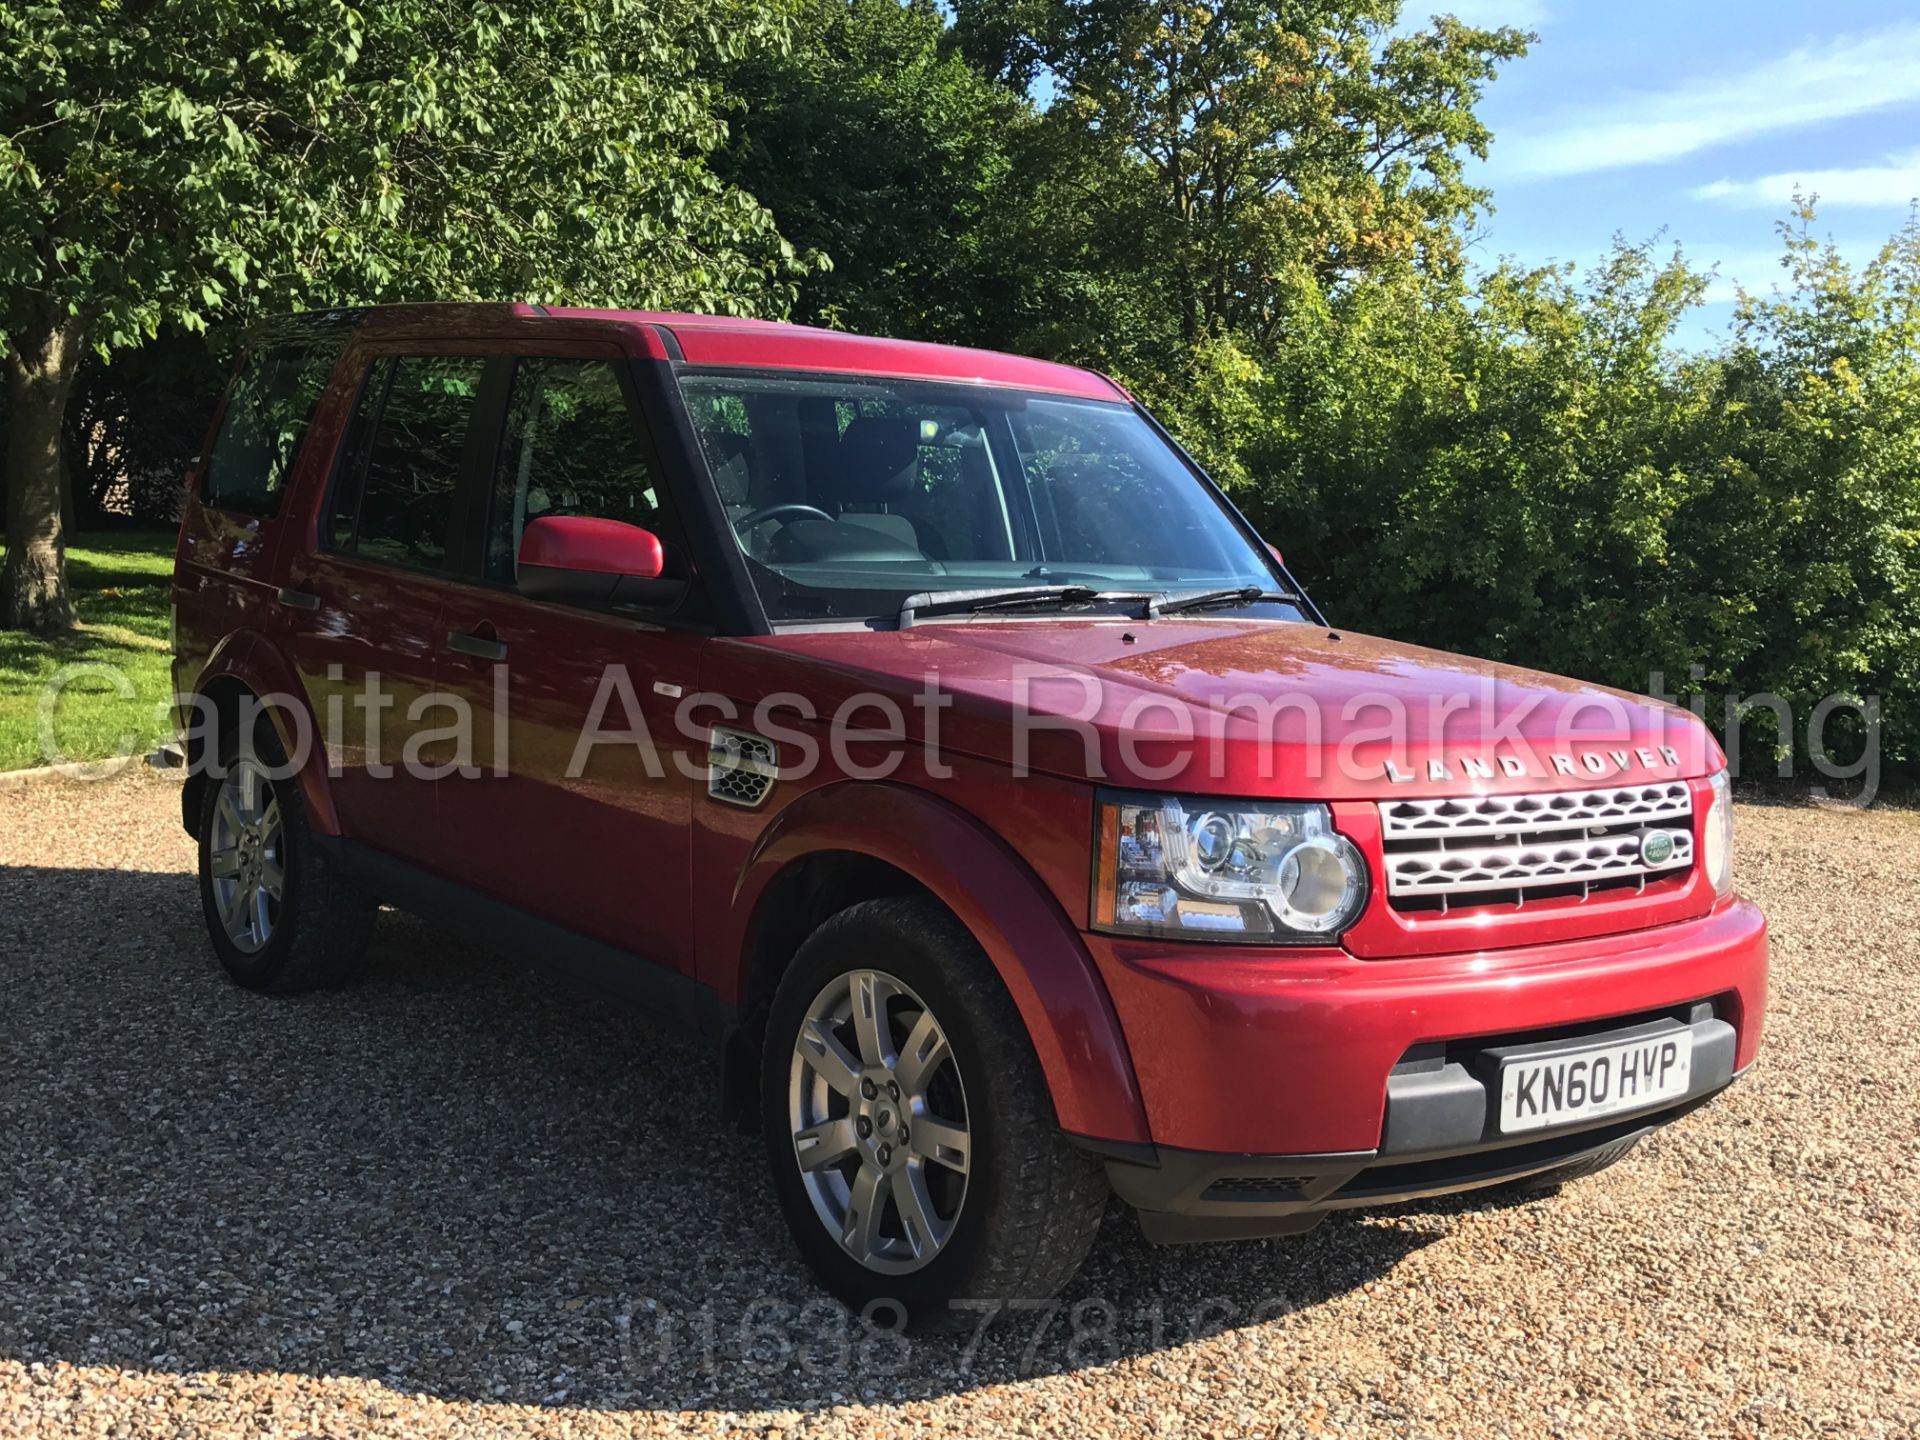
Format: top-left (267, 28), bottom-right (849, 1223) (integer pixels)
top-left (1093, 791), bottom-right (1368, 942)
top-left (1703, 767), bottom-right (1734, 896)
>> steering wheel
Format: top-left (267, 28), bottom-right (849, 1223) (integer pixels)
top-left (733, 503), bottom-right (834, 533)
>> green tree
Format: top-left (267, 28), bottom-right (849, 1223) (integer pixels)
top-left (1207, 241), bottom-right (1719, 670)
top-left (1, 0), bottom-right (806, 632)
top-left (1693, 208), bottom-right (1920, 771)
top-left (720, 0), bottom-right (1030, 341)
top-left (1190, 212), bottom-right (1920, 777)
top-left (951, 1), bottom-right (1530, 347)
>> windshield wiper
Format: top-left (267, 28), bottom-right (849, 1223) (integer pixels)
top-left (1146, 586), bottom-right (1301, 618)
top-left (897, 585), bottom-right (1100, 629)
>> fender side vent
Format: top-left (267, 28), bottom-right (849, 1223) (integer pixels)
top-left (709, 727), bottom-right (778, 809)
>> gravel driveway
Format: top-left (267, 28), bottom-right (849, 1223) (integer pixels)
top-left (1, 769), bottom-right (1915, 1438)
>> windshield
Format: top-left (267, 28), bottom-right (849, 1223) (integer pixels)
top-left (676, 370), bottom-right (1300, 624)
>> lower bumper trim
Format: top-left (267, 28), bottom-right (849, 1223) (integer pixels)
top-left (1073, 1009), bottom-right (1745, 1244)
top-left (1124, 1112), bottom-right (1682, 1243)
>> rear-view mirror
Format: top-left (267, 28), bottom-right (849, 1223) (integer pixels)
top-left (518, 515), bottom-right (685, 607)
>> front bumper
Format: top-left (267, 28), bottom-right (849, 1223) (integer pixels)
top-left (1071, 896), bottom-right (1766, 1237)
top-left (1082, 896), bottom-right (1767, 1156)
top-left (1086, 1008), bottom-right (1740, 1242)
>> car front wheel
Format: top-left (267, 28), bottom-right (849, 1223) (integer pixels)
top-left (761, 896), bottom-right (1109, 1326)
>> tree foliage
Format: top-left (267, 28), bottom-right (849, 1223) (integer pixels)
top-left (1170, 219), bottom-right (1920, 776)
top-left (952, 1), bottom-right (1529, 343)
top-left (720, 0), bottom-right (1027, 338)
top-left (5, 1), bottom-right (1915, 780)
top-left (1, 0), bottom-right (808, 630)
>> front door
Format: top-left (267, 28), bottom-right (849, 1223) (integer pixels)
top-left (435, 350), bottom-right (707, 970)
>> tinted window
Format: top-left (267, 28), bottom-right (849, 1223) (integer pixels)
top-left (676, 372), bottom-right (1288, 623)
top-left (202, 337), bottom-right (345, 514)
top-left (1013, 401), bottom-right (1226, 566)
top-left (484, 359), bottom-right (672, 583)
top-left (337, 355), bottom-right (486, 572)
top-left (326, 358), bottom-right (393, 551)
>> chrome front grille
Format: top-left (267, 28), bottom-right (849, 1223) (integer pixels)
top-left (1378, 781), bottom-right (1694, 912)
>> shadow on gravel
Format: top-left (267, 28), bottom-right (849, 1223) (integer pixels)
top-left (0, 862), bottom-right (1472, 1412)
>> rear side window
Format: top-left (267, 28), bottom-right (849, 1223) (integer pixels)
top-left (328, 355), bottom-right (487, 573)
top-left (202, 338), bottom-right (345, 515)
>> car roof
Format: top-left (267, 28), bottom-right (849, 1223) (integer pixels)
top-left (322, 302), bottom-right (1128, 403)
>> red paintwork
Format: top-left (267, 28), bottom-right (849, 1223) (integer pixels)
top-left (171, 303), bottom-right (1769, 1161)
top-left (177, 626), bottom-right (342, 835)
top-left (279, 553), bottom-right (452, 858)
top-left (700, 772), bottom-right (1148, 1143)
top-left (519, 515), bottom-right (665, 578)
top-left (1089, 897), bottom-right (1767, 1153)
top-left (435, 583), bottom-right (709, 970)
top-left (708, 622), bottom-right (1721, 799)
top-left (644, 314), bottom-right (1126, 400)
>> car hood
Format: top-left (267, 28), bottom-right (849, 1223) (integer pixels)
top-left (722, 618), bottom-right (1720, 799)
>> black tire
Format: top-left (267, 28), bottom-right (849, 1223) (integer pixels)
top-left (760, 896), bottom-right (1109, 1328)
top-left (1514, 1134), bottom-right (1641, 1193)
top-left (196, 713), bottom-right (375, 993)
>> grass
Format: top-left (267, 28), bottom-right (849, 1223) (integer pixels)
top-left (0, 531), bottom-right (176, 772)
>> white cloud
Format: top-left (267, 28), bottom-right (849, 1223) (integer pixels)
top-left (1498, 23), bottom-right (1920, 181)
top-left (1692, 150), bottom-right (1920, 209)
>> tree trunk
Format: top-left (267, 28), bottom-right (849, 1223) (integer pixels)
top-left (2, 309), bottom-right (88, 634)
top-left (58, 428), bottom-right (77, 536)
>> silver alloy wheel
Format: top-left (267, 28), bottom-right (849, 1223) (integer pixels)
top-left (206, 758), bottom-right (285, 955)
top-left (788, 968), bottom-right (971, 1274)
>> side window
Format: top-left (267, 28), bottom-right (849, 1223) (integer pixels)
top-left (326, 358), bottom-right (393, 551)
top-left (331, 355), bottom-right (486, 572)
top-left (202, 337), bottom-right (345, 514)
top-left (484, 359), bottom-right (674, 583)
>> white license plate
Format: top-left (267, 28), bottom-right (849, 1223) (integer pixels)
top-left (1498, 1031), bottom-right (1693, 1134)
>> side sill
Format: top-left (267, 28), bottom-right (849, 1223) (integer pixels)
top-left (319, 837), bottom-right (732, 1045)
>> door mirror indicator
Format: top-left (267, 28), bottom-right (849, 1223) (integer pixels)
top-left (517, 515), bottom-right (684, 606)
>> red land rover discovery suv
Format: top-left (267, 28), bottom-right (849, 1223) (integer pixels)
top-left (172, 305), bottom-right (1766, 1320)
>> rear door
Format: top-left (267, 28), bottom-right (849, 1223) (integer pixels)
top-left (277, 347), bottom-right (494, 864)
top-left (434, 345), bottom-right (707, 969)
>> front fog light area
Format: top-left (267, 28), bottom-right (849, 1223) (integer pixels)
top-left (1094, 792), bottom-right (1368, 942)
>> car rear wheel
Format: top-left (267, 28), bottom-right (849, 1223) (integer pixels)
top-left (197, 717), bottom-right (374, 993)
top-left (761, 896), bottom-right (1109, 1327)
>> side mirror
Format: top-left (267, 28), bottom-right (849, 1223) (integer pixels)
top-left (518, 515), bottom-right (685, 607)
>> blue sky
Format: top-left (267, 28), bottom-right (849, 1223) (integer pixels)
top-left (1441, 0), bottom-right (1920, 343)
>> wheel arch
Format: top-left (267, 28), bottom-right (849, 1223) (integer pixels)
top-left (181, 630), bottom-right (338, 840)
top-left (714, 782), bottom-right (1149, 1146)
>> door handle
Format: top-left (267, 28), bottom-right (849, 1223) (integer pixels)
top-left (446, 629), bottom-right (508, 662)
top-left (277, 587), bottom-right (321, 610)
